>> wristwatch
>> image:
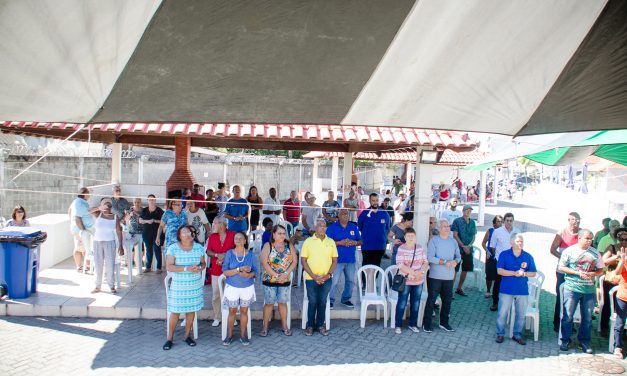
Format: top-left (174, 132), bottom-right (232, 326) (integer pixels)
top-left (184, 266), bottom-right (188, 272)
top-left (237, 266), bottom-right (240, 272)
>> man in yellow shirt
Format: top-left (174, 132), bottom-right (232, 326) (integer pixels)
top-left (301, 218), bottom-right (338, 336)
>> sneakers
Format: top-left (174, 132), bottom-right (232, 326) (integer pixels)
top-left (422, 325), bottom-right (433, 333)
top-left (495, 336), bottom-right (504, 343)
top-left (341, 300), bottom-right (355, 309)
top-left (512, 336), bottom-right (526, 346)
top-left (240, 336), bottom-right (251, 346)
top-left (614, 348), bottom-right (623, 359)
top-left (439, 324), bottom-right (455, 332)
top-left (559, 341), bottom-right (570, 352)
top-left (455, 289), bottom-right (468, 297)
top-left (490, 304), bottom-right (498, 311)
top-left (330, 302), bottom-right (334, 310)
top-left (395, 327), bottom-right (402, 334)
top-left (222, 336), bottom-right (233, 346)
top-left (408, 326), bottom-right (420, 333)
top-left (211, 319), bottom-right (220, 327)
top-left (579, 343), bottom-right (593, 354)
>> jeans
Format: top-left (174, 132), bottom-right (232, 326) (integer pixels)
top-left (560, 288), bottom-right (596, 346)
top-left (423, 278), bottom-right (453, 328)
top-left (613, 298), bottom-right (627, 351)
top-left (143, 234), bottom-right (162, 270)
top-left (496, 293), bottom-right (528, 337)
top-left (305, 279), bottom-right (332, 328)
top-left (553, 272), bottom-right (565, 328)
top-left (601, 280), bottom-right (616, 331)
top-left (395, 284), bottom-right (423, 328)
top-left (492, 274), bottom-right (502, 305)
top-left (330, 263), bottom-right (356, 304)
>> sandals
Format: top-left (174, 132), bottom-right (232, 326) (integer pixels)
top-left (163, 340), bottom-right (173, 351)
top-left (259, 327), bottom-right (269, 337)
top-left (282, 328), bottom-right (292, 336)
top-left (184, 337), bottom-right (196, 347)
top-left (91, 288), bottom-right (101, 294)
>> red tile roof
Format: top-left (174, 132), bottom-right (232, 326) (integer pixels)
top-left (303, 148), bottom-right (485, 166)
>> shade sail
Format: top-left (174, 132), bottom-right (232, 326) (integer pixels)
top-left (1, 0), bottom-right (625, 138)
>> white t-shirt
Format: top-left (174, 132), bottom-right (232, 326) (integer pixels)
top-left (262, 196), bottom-right (281, 226)
top-left (489, 225), bottom-right (521, 260)
top-left (186, 208), bottom-right (209, 244)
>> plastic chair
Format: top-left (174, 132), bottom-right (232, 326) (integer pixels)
top-left (509, 270), bottom-right (544, 341)
top-left (278, 220), bottom-right (293, 238)
top-left (165, 270), bottom-right (204, 340)
top-left (294, 241), bottom-right (304, 287)
top-left (248, 229), bottom-right (264, 255)
top-left (218, 274), bottom-right (252, 341)
top-left (301, 273), bottom-right (331, 330)
top-left (608, 286), bottom-right (627, 352)
top-left (357, 265), bottom-right (388, 328)
top-left (471, 246), bottom-right (485, 291)
top-left (598, 275), bottom-right (605, 333)
top-left (384, 265), bottom-right (401, 328)
top-left (558, 282), bottom-right (581, 345)
top-left (124, 237), bottom-right (143, 284)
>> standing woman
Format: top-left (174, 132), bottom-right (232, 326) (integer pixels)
top-left (215, 182), bottom-right (229, 218)
top-left (260, 224), bottom-right (296, 337)
top-left (610, 229), bottom-right (627, 358)
top-left (7, 205), bottom-right (30, 227)
top-left (205, 217), bottom-right (236, 327)
top-left (91, 198), bottom-right (124, 294)
top-left (221, 232), bottom-right (258, 346)
top-left (140, 194), bottom-right (164, 272)
top-left (246, 186), bottom-right (263, 231)
top-left (156, 198), bottom-right (188, 251)
top-left (388, 212), bottom-right (414, 265)
top-left (394, 228), bottom-right (429, 334)
top-left (482, 215), bottom-right (503, 298)
top-left (123, 197), bottom-right (144, 269)
top-left (163, 225), bottom-right (207, 351)
top-left (601, 228), bottom-right (627, 337)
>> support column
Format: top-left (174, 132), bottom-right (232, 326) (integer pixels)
top-left (111, 143), bottom-right (122, 184)
top-left (342, 152), bottom-right (353, 206)
top-left (312, 158), bottom-right (320, 197)
top-left (478, 170), bottom-right (487, 226)
top-left (405, 162), bottom-right (412, 193)
top-left (222, 162), bottom-right (227, 185)
top-left (78, 157), bottom-right (85, 188)
top-left (165, 137), bottom-right (196, 194)
top-left (331, 156), bottom-right (339, 193)
top-left (493, 165), bottom-right (498, 205)
top-left (413, 147), bottom-right (431, 248)
top-left (0, 151), bottom-right (6, 217)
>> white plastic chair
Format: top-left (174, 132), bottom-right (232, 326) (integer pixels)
top-left (165, 270), bottom-right (205, 340)
top-left (608, 286), bottom-right (627, 352)
top-left (301, 273), bottom-right (331, 330)
top-left (598, 275), bottom-right (606, 333)
top-left (218, 274), bottom-right (253, 341)
top-left (294, 241), bottom-right (304, 287)
top-left (558, 282), bottom-right (581, 345)
top-left (357, 265), bottom-right (388, 328)
top-left (509, 270), bottom-right (544, 341)
top-left (471, 246), bottom-right (485, 291)
top-left (278, 220), bottom-right (293, 238)
top-left (384, 265), bottom-right (429, 328)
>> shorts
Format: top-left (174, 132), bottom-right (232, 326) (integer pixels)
top-left (485, 257), bottom-right (497, 281)
top-left (73, 234), bottom-right (85, 252)
top-left (222, 284), bottom-right (256, 308)
top-left (455, 250), bottom-right (474, 272)
top-left (262, 284), bottom-right (290, 304)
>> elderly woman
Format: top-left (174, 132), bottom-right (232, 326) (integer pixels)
top-left (7, 205), bottom-right (30, 227)
top-left (394, 227), bottom-right (428, 334)
top-left (91, 198), bottom-right (124, 294)
top-left (260, 224), bottom-right (296, 337)
top-left (609, 228), bottom-right (627, 358)
top-left (156, 198), bottom-right (188, 251)
top-left (163, 225), bottom-right (207, 351)
top-left (221, 232), bottom-right (258, 346)
top-left (206, 216), bottom-right (235, 327)
top-left (123, 197), bottom-right (144, 269)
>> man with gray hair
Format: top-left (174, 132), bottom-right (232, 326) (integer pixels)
top-left (495, 233), bottom-right (537, 345)
top-left (558, 229), bottom-right (604, 353)
top-left (489, 212), bottom-right (520, 311)
top-left (423, 219), bottom-right (461, 333)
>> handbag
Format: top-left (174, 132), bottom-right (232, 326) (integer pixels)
top-left (391, 245), bottom-right (417, 293)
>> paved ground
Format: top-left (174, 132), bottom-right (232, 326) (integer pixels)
top-left (1, 183), bottom-right (626, 375)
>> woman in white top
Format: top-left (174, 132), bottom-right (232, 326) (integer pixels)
top-left (91, 198), bottom-right (124, 294)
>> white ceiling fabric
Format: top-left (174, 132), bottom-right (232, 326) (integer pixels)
top-left (342, 0), bottom-right (607, 136)
top-left (0, 0), bottom-right (161, 123)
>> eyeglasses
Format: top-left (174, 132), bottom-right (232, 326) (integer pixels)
top-left (171, 203), bottom-right (181, 207)
top-left (620, 238), bottom-right (627, 242)
top-left (276, 232), bottom-right (287, 236)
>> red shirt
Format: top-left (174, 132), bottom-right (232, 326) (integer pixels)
top-left (190, 193), bottom-right (206, 209)
top-left (206, 231), bottom-right (235, 276)
top-left (283, 198), bottom-right (301, 222)
top-left (558, 228), bottom-right (578, 249)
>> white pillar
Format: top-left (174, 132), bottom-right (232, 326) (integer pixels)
top-left (478, 170), bottom-right (487, 226)
top-left (493, 165), bottom-right (498, 205)
top-left (413, 147), bottom-right (432, 248)
top-left (0, 151), bottom-right (5, 217)
top-left (111, 143), bottom-right (122, 183)
top-left (312, 158), bottom-right (320, 197)
top-left (222, 162), bottom-right (227, 184)
top-left (137, 156), bottom-right (145, 185)
top-left (342, 152), bottom-right (353, 205)
top-left (298, 164), bottom-right (302, 193)
top-left (78, 156), bottom-right (85, 188)
top-left (331, 156), bottom-right (339, 193)
top-left (405, 162), bottom-right (412, 193)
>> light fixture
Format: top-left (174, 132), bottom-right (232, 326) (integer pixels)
top-left (420, 150), bottom-right (439, 164)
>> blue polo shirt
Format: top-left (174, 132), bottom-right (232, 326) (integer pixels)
top-left (225, 198), bottom-right (249, 232)
top-left (497, 248), bottom-right (537, 296)
top-left (357, 209), bottom-right (390, 251)
top-left (326, 221), bottom-right (361, 263)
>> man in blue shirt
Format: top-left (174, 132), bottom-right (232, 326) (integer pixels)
top-left (225, 185), bottom-right (249, 233)
top-left (495, 233), bottom-right (537, 345)
top-left (357, 193), bottom-right (391, 267)
top-left (326, 209), bottom-right (362, 309)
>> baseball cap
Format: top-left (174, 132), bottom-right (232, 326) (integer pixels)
top-left (463, 204), bottom-right (473, 211)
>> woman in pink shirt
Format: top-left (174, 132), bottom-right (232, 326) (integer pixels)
top-left (394, 227), bottom-right (429, 334)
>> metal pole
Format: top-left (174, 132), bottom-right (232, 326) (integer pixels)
top-left (478, 170), bottom-right (486, 226)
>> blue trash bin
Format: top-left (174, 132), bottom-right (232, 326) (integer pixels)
top-left (0, 226), bottom-right (47, 299)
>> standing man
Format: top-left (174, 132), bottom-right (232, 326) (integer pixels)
top-left (68, 187), bottom-right (95, 272)
top-left (111, 185), bottom-right (131, 219)
top-left (190, 184), bottom-right (206, 209)
top-left (326, 209), bottom-right (362, 309)
top-left (358, 193), bottom-right (391, 267)
top-left (382, 198), bottom-right (395, 226)
top-left (452, 204), bottom-right (477, 296)
top-left (439, 198), bottom-right (461, 225)
top-left (283, 190), bottom-right (301, 235)
top-left (489, 212), bottom-right (520, 311)
top-left (558, 229), bottom-right (604, 353)
top-left (224, 185), bottom-right (249, 233)
top-left (393, 192), bottom-right (407, 223)
top-left (495, 233), bottom-right (537, 345)
top-left (301, 219), bottom-right (338, 336)
top-left (343, 190), bottom-right (360, 223)
top-left (423, 219), bottom-right (461, 333)
top-left (301, 193), bottom-right (321, 237)
top-left (262, 187), bottom-right (282, 226)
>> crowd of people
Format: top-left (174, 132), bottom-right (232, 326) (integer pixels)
top-left (8, 181), bottom-right (623, 355)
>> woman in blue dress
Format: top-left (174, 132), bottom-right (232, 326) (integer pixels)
top-left (156, 198), bottom-right (188, 250)
top-left (163, 225), bottom-right (206, 351)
